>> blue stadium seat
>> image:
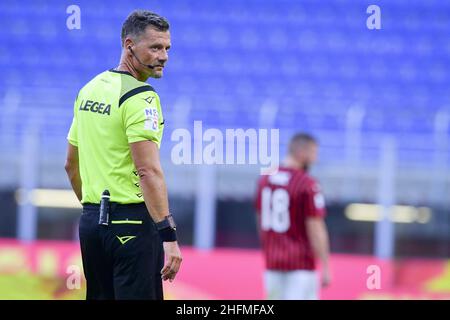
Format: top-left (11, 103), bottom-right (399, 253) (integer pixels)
top-left (0, 0), bottom-right (448, 165)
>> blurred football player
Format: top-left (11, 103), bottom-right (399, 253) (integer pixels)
top-left (255, 133), bottom-right (331, 300)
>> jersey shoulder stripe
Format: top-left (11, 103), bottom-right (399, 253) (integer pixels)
top-left (119, 85), bottom-right (155, 107)
top-left (106, 69), bottom-right (156, 107)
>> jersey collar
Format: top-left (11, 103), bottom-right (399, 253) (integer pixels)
top-left (109, 68), bottom-right (133, 77)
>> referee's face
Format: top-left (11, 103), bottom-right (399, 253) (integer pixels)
top-left (134, 27), bottom-right (171, 79)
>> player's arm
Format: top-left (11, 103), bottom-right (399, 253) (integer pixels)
top-left (302, 183), bottom-right (331, 287)
top-left (66, 98), bottom-right (82, 201)
top-left (64, 143), bottom-right (82, 202)
top-left (130, 140), bottom-right (182, 282)
top-left (130, 140), bottom-right (170, 223)
top-left (306, 216), bottom-right (331, 287)
top-left (124, 90), bottom-right (181, 282)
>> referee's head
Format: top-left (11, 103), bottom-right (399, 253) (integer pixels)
top-left (121, 10), bottom-right (171, 79)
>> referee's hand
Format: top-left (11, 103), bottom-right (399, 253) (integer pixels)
top-left (161, 241), bottom-right (182, 282)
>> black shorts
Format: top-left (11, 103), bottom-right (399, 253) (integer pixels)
top-left (79, 202), bottom-right (164, 300)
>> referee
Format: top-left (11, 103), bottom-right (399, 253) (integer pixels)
top-left (64, 10), bottom-right (182, 300)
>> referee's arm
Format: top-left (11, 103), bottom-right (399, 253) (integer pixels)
top-left (130, 139), bottom-right (182, 282)
top-left (65, 143), bottom-right (82, 202)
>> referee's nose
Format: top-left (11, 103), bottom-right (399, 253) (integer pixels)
top-left (159, 49), bottom-right (169, 65)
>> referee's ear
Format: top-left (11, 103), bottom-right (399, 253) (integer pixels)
top-left (122, 38), bottom-right (134, 51)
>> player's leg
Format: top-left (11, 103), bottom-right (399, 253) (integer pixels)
top-left (263, 270), bottom-right (284, 299)
top-left (108, 204), bottom-right (164, 300)
top-left (79, 206), bottom-right (115, 300)
top-left (305, 271), bottom-right (320, 300)
top-left (284, 270), bottom-right (319, 300)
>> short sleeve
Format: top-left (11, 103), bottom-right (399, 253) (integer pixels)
top-left (300, 180), bottom-right (326, 218)
top-left (67, 99), bottom-right (78, 147)
top-left (122, 91), bottom-right (164, 147)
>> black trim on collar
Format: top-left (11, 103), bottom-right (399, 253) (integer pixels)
top-left (109, 68), bottom-right (133, 77)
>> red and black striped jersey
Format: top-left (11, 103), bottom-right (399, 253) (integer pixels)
top-left (255, 166), bottom-right (326, 270)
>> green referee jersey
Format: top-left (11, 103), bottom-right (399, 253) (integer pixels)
top-left (67, 69), bottom-right (165, 204)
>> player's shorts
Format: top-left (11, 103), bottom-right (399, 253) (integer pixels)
top-left (79, 202), bottom-right (164, 300)
top-left (264, 269), bottom-right (319, 300)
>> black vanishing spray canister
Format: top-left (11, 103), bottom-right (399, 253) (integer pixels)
top-left (98, 190), bottom-right (110, 226)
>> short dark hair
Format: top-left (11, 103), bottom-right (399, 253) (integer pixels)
top-left (289, 133), bottom-right (317, 154)
top-left (121, 10), bottom-right (169, 46)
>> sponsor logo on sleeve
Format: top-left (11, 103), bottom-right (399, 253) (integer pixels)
top-left (144, 108), bottom-right (159, 131)
top-left (314, 193), bottom-right (325, 209)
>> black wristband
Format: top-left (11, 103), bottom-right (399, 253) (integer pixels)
top-left (156, 214), bottom-right (177, 242)
top-left (155, 214), bottom-right (176, 231)
top-left (158, 227), bottom-right (177, 242)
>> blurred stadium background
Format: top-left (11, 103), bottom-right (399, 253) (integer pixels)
top-left (0, 0), bottom-right (449, 299)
